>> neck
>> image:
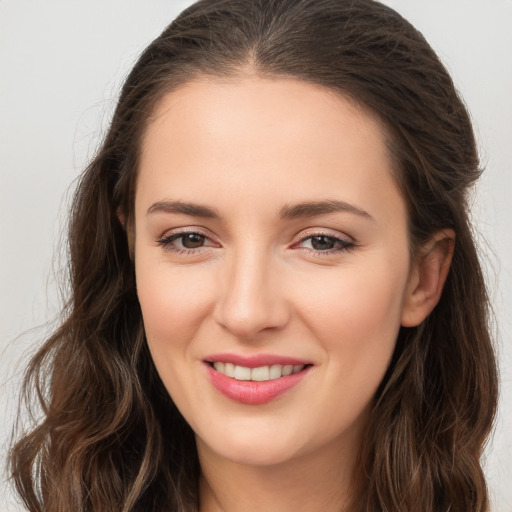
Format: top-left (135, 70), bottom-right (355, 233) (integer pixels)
top-left (197, 434), bottom-right (363, 512)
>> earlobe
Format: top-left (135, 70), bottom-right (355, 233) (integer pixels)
top-left (401, 230), bottom-right (455, 327)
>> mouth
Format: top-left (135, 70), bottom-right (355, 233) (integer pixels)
top-left (203, 356), bottom-right (313, 405)
top-left (207, 361), bottom-right (308, 381)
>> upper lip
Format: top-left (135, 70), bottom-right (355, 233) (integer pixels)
top-left (204, 353), bottom-right (312, 368)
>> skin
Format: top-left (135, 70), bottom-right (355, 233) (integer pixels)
top-left (133, 77), bottom-right (453, 512)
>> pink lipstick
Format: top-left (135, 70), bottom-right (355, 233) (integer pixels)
top-left (204, 353), bottom-right (312, 405)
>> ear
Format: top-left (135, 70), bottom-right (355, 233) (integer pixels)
top-left (401, 229), bottom-right (455, 327)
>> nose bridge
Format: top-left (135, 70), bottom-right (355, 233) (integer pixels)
top-left (214, 241), bottom-right (288, 338)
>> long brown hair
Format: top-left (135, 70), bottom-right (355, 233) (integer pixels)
top-left (9, 1), bottom-right (498, 510)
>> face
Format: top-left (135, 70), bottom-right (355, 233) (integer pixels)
top-left (134, 77), bottom-right (414, 468)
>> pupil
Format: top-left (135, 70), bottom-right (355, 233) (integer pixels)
top-left (311, 236), bottom-right (335, 251)
top-left (182, 233), bottom-right (205, 248)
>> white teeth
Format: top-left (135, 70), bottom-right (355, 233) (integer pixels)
top-left (224, 362), bottom-right (235, 378)
top-left (212, 363), bottom-right (305, 381)
top-left (251, 366), bottom-right (270, 381)
top-left (269, 364), bottom-right (282, 379)
top-left (234, 365), bottom-right (251, 380)
top-left (282, 365), bottom-right (293, 376)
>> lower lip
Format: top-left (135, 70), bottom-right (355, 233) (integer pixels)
top-left (205, 364), bottom-right (311, 405)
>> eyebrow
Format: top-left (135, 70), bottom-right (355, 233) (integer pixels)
top-left (146, 199), bottom-right (373, 221)
top-left (279, 200), bottom-right (373, 221)
top-left (147, 200), bottom-right (220, 218)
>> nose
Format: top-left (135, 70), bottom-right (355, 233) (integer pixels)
top-left (213, 246), bottom-right (290, 340)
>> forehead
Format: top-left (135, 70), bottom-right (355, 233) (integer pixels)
top-left (142, 77), bottom-right (389, 163)
top-left (136, 77), bottom-right (405, 227)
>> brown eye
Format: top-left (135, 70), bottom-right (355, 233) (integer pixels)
top-left (310, 236), bottom-right (337, 251)
top-left (157, 231), bottom-right (213, 253)
top-left (297, 233), bottom-right (354, 254)
top-left (180, 233), bottom-right (206, 248)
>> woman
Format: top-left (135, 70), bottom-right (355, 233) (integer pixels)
top-left (9, 0), bottom-right (498, 511)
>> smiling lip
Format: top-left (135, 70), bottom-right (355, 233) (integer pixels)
top-left (204, 353), bottom-right (312, 405)
top-left (205, 353), bottom-right (310, 368)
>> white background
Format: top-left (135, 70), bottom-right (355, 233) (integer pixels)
top-left (1, 1), bottom-right (510, 510)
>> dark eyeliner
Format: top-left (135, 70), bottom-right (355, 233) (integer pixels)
top-left (295, 232), bottom-right (355, 255)
top-left (156, 230), bottom-right (212, 254)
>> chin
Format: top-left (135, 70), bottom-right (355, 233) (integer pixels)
top-left (196, 424), bottom-right (306, 467)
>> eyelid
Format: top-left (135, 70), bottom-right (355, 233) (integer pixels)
top-left (292, 227), bottom-right (354, 245)
top-left (156, 226), bottom-right (221, 251)
top-left (155, 226), bottom-right (355, 255)
top-left (291, 228), bottom-right (355, 254)
top-left (157, 225), bottom-right (217, 240)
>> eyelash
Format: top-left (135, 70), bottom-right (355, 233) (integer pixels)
top-left (156, 229), bottom-right (355, 256)
top-left (295, 231), bottom-right (355, 255)
top-left (156, 230), bottom-right (217, 255)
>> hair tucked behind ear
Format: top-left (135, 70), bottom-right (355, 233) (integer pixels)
top-left (10, 1), bottom-right (498, 511)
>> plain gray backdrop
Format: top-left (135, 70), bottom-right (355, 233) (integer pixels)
top-left (1, 1), bottom-right (511, 510)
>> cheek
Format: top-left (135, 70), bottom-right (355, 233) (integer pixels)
top-left (135, 258), bottom-right (215, 351)
top-left (297, 262), bottom-right (408, 432)
top-left (299, 264), bottom-right (406, 338)
top-left (293, 252), bottom-right (409, 389)
top-left (135, 259), bottom-right (218, 415)
top-left (337, 273), bottom-right (404, 392)
top-left (342, 271), bottom-right (405, 341)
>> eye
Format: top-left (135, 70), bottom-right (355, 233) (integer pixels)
top-left (156, 230), bottom-right (218, 254)
top-left (175, 233), bottom-right (206, 249)
top-left (296, 233), bottom-right (354, 254)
